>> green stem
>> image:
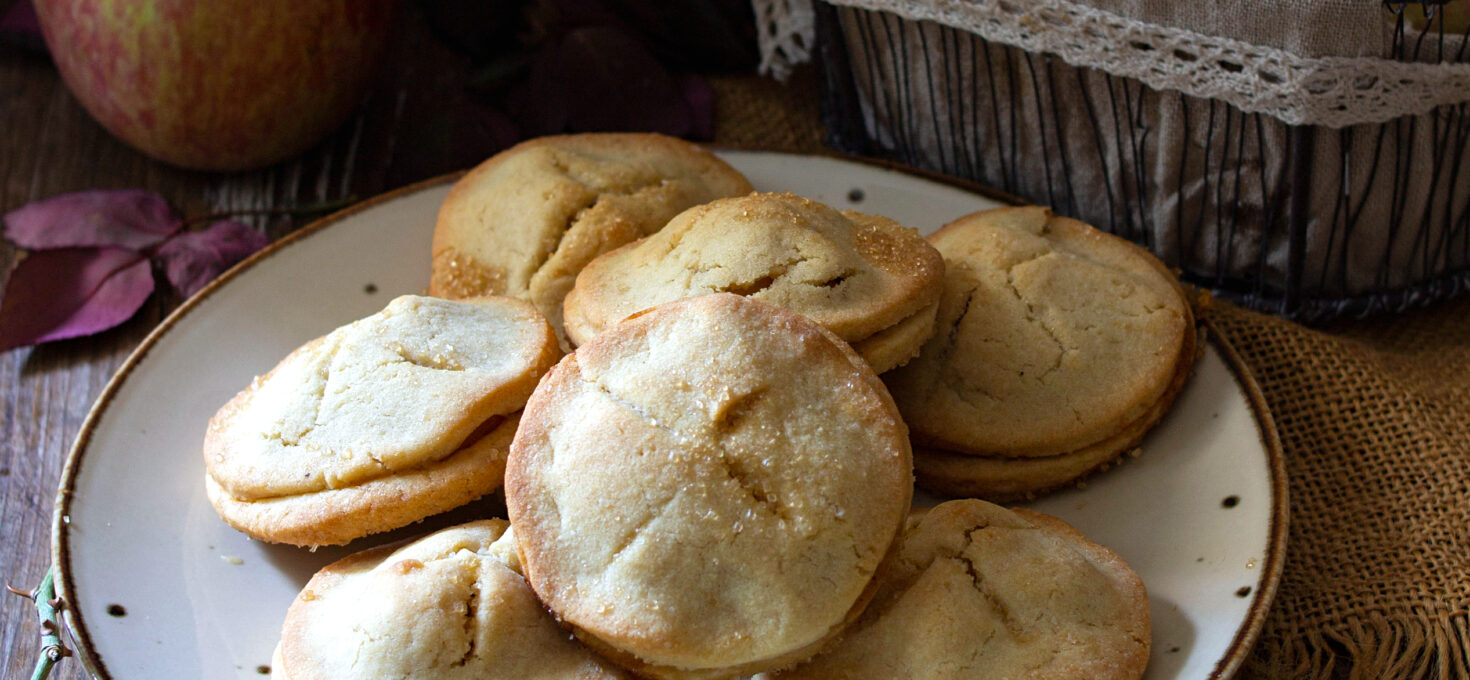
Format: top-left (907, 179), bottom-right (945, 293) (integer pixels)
top-left (33, 568), bottom-right (67, 680)
top-left (6, 568), bottom-right (70, 680)
top-left (33, 647), bottom-right (59, 680)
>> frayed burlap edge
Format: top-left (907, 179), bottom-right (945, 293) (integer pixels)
top-left (1210, 297), bottom-right (1470, 680)
top-left (1245, 610), bottom-right (1470, 680)
top-left (708, 68), bottom-right (1470, 680)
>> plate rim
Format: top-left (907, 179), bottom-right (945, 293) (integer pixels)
top-left (1198, 316), bottom-right (1288, 679)
top-left (48, 151), bottom-right (1289, 680)
top-left (50, 170), bottom-right (464, 680)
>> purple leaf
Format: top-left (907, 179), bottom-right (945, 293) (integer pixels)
top-left (0, 1), bottom-right (40, 37)
top-left (0, 247), bottom-right (155, 351)
top-left (561, 26), bottom-right (692, 135)
top-left (390, 93), bottom-right (521, 184)
top-left (3, 190), bottom-right (180, 251)
top-left (417, 0), bottom-right (521, 62)
top-left (679, 73), bottom-right (715, 141)
top-left (515, 25), bottom-right (694, 137)
top-left (603, 0), bottom-right (760, 71)
top-left (516, 46), bottom-right (571, 137)
top-left (154, 220), bottom-right (270, 298)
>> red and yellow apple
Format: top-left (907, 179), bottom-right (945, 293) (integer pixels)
top-left (34, 0), bottom-right (400, 171)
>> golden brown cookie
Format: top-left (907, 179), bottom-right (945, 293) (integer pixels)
top-left (430, 133), bottom-right (753, 344)
top-left (777, 500), bottom-right (1151, 680)
top-left (506, 293), bottom-right (913, 680)
top-left (204, 295), bottom-right (559, 546)
top-left (849, 298), bottom-right (940, 374)
top-left (207, 414), bottom-right (519, 548)
top-left (911, 314), bottom-right (1195, 501)
top-left (273, 520), bottom-right (633, 680)
top-left (561, 192), bottom-right (944, 372)
top-left (883, 206), bottom-right (1194, 496)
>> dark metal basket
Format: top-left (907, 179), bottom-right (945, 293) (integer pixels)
top-left (814, 1), bottom-right (1470, 321)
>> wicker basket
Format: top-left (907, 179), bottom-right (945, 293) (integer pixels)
top-left (813, 1), bottom-right (1470, 321)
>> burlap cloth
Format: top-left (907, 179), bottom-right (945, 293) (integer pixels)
top-left (708, 68), bottom-right (1470, 680)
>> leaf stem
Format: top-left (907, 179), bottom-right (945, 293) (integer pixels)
top-left (178, 195), bottom-right (358, 228)
top-left (6, 567), bottom-right (71, 680)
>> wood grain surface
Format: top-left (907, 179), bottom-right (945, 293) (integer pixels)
top-left (0, 9), bottom-right (512, 678)
top-left (0, 2), bottom-right (819, 672)
top-left (5, 4), bottom-right (1468, 679)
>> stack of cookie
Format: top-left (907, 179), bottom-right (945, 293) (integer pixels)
top-left (203, 295), bottom-right (559, 547)
top-left (562, 191), bottom-right (945, 373)
top-left (197, 134), bottom-right (1193, 679)
top-left (884, 206), bottom-right (1197, 500)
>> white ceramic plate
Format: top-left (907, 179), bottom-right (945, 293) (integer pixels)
top-left (52, 150), bottom-right (1286, 680)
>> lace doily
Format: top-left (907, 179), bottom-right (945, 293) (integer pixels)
top-left (755, 0), bottom-right (817, 80)
top-left (758, 0), bottom-right (1470, 127)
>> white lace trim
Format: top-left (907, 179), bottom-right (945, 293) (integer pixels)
top-left (817, 0), bottom-right (1470, 127)
top-left (755, 0), bottom-right (817, 80)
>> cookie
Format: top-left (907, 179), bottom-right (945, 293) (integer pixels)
top-left (911, 317), bottom-right (1194, 501)
top-left (882, 206), bottom-right (1194, 495)
top-left (849, 299), bottom-right (940, 374)
top-left (273, 520), bottom-right (632, 680)
top-left (506, 293), bottom-right (913, 680)
top-left (777, 500), bottom-right (1151, 680)
top-left (430, 133), bottom-right (753, 344)
top-left (204, 295), bottom-right (559, 546)
top-left (207, 414), bottom-right (518, 548)
top-left (562, 192), bottom-right (944, 373)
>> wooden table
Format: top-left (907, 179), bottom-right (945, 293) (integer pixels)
top-left (0, 10), bottom-right (540, 677)
top-left (9, 5), bottom-right (1467, 680)
top-left (0, 4), bottom-right (823, 672)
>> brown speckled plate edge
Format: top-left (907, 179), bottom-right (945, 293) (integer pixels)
top-left (48, 150), bottom-right (1287, 680)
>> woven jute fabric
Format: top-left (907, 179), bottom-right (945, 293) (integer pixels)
top-left (711, 70), bottom-right (828, 154)
top-left (708, 68), bottom-right (1470, 679)
top-left (1216, 297), bottom-right (1470, 680)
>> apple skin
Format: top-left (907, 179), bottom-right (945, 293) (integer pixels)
top-left (35, 0), bottom-right (400, 171)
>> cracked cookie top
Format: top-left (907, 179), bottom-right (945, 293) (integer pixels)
top-left (274, 520), bottom-right (633, 680)
top-left (561, 192), bottom-right (944, 359)
top-left (430, 133), bottom-right (753, 344)
top-left (883, 206), bottom-right (1193, 458)
top-left (205, 295), bottom-right (560, 501)
top-left (777, 500), bottom-right (1150, 680)
top-left (505, 293), bottom-right (913, 679)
